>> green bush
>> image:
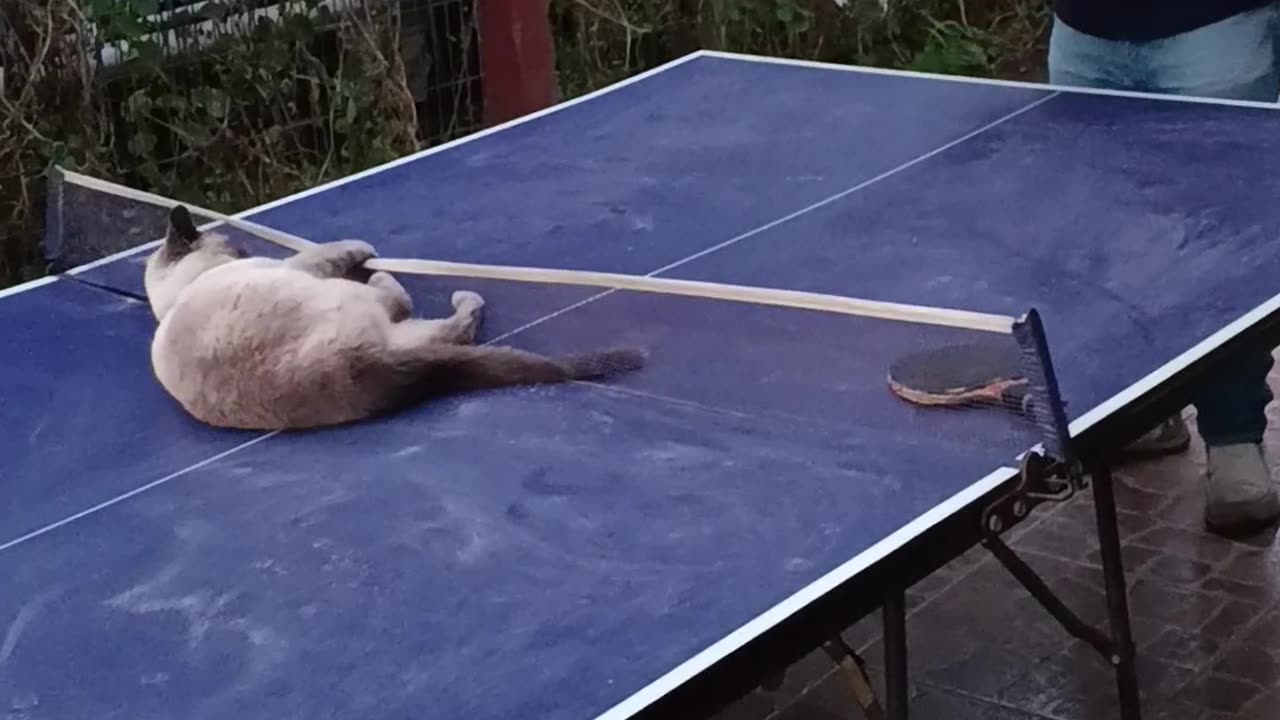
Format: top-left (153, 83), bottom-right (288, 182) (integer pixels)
top-left (0, 0), bottom-right (419, 286)
top-left (549, 0), bottom-right (1049, 98)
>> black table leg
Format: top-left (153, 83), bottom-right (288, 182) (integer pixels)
top-left (883, 590), bottom-right (909, 720)
top-left (1088, 461), bottom-right (1142, 720)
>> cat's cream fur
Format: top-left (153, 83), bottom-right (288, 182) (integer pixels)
top-left (144, 205), bottom-right (645, 430)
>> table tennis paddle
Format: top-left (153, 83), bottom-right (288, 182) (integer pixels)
top-left (888, 342), bottom-right (1037, 416)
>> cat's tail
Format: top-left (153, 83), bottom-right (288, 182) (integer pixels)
top-left (371, 343), bottom-right (646, 409)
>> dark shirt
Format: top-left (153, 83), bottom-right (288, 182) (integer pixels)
top-left (1053, 0), bottom-right (1273, 42)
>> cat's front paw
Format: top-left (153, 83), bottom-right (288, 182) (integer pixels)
top-left (451, 290), bottom-right (485, 313)
top-left (332, 239), bottom-right (379, 263)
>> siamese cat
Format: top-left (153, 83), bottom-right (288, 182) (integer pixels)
top-left (144, 205), bottom-right (645, 430)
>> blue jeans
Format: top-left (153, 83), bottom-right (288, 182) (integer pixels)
top-left (1048, 5), bottom-right (1280, 446)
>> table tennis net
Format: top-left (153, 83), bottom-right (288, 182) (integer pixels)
top-left (43, 168), bottom-right (174, 273)
top-left (43, 166), bottom-right (1074, 466)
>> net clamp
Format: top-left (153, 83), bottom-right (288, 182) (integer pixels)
top-left (980, 450), bottom-right (1079, 537)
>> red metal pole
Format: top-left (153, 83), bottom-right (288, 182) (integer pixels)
top-left (477, 0), bottom-right (559, 125)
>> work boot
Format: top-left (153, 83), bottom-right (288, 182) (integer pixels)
top-left (1204, 443), bottom-right (1280, 537)
top-left (1118, 415), bottom-right (1192, 460)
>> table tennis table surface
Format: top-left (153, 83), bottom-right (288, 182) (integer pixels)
top-left (6, 51), bottom-right (1280, 720)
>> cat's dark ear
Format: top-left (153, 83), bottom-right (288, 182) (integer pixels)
top-left (165, 205), bottom-right (200, 256)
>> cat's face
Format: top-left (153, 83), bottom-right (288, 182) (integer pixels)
top-left (144, 206), bottom-right (244, 320)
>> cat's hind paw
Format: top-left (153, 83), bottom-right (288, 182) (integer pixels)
top-left (451, 290), bottom-right (485, 313)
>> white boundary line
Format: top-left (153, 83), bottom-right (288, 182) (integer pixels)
top-left (0, 431), bottom-right (280, 552)
top-left (0, 276), bottom-right (56, 300)
top-left (700, 49), bottom-right (1280, 110)
top-left (593, 463), bottom-right (1019, 720)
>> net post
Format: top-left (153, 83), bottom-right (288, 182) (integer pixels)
top-left (1010, 308), bottom-right (1076, 473)
top-left (980, 308), bottom-right (1080, 536)
top-left (42, 164), bottom-right (67, 273)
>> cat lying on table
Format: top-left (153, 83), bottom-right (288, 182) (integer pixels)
top-left (143, 205), bottom-right (645, 430)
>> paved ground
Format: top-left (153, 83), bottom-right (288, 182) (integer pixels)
top-left (713, 365), bottom-right (1280, 720)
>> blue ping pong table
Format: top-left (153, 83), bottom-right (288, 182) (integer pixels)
top-left (7, 50), bottom-right (1280, 720)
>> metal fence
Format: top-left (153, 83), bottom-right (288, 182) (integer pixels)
top-left (401, 0), bottom-right (484, 143)
top-left (88, 0), bottom-right (486, 144)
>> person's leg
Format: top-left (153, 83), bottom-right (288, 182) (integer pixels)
top-left (1193, 352), bottom-right (1277, 535)
top-left (1047, 18), bottom-right (1148, 90)
top-left (1145, 6), bottom-right (1279, 100)
top-left (1048, 6), bottom-right (1280, 535)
